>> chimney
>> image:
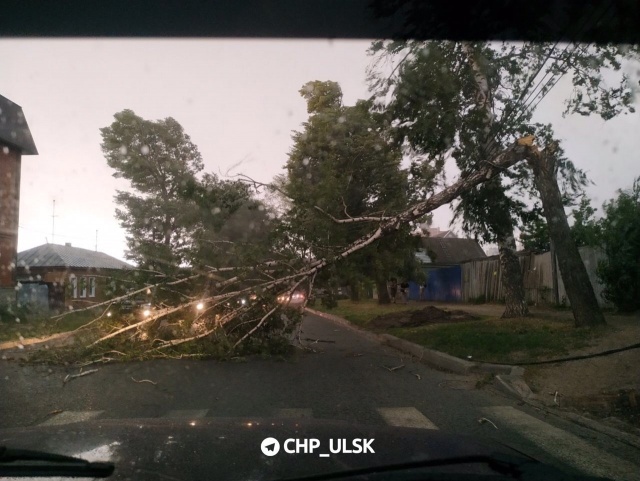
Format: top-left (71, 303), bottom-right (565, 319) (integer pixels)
top-left (65, 242), bottom-right (72, 247)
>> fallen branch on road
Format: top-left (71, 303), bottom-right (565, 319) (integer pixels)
top-left (131, 376), bottom-right (157, 385)
top-left (76, 357), bottom-right (115, 367)
top-left (478, 417), bottom-right (498, 429)
top-left (63, 369), bottom-right (98, 384)
top-left (303, 338), bottom-right (336, 344)
top-left (383, 364), bottom-right (405, 372)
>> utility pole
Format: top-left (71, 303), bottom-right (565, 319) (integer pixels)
top-left (51, 200), bottom-right (58, 244)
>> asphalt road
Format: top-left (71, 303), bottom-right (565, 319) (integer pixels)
top-left (0, 312), bottom-right (638, 480)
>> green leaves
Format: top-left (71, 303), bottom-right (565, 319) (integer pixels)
top-left (367, 40), bottom-right (637, 244)
top-left (101, 110), bottom-right (206, 275)
top-left (282, 80), bottom-right (420, 288)
top-left (596, 178), bottom-right (640, 312)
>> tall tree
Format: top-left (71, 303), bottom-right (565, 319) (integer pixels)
top-left (284, 81), bottom-right (423, 303)
top-left (183, 173), bottom-right (274, 270)
top-left (519, 209), bottom-right (550, 252)
top-left (101, 109), bottom-right (204, 275)
top-left (597, 178), bottom-right (640, 312)
top-left (528, 143), bottom-right (606, 326)
top-left (368, 40), bottom-right (638, 322)
top-left (570, 196), bottom-right (602, 248)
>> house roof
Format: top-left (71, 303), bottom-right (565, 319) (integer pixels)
top-left (0, 94), bottom-right (38, 155)
top-left (420, 237), bottom-right (486, 265)
top-left (17, 243), bottom-right (133, 270)
top-left (426, 227), bottom-right (456, 238)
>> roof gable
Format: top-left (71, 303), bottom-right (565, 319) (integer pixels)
top-left (420, 237), bottom-right (486, 265)
top-left (17, 244), bottom-right (133, 270)
top-left (0, 95), bottom-right (38, 155)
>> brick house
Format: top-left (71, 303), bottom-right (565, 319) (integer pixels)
top-left (0, 94), bottom-right (38, 305)
top-left (16, 242), bottom-right (133, 311)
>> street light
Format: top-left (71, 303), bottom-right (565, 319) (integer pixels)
top-left (196, 302), bottom-right (204, 311)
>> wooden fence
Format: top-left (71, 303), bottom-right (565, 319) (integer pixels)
top-left (460, 247), bottom-right (610, 307)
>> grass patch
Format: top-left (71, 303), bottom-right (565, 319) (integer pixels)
top-left (389, 318), bottom-right (607, 363)
top-left (0, 310), bottom-right (102, 343)
top-left (315, 300), bottom-right (609, 364)
top-left (314, 299), bottom-right (427, 327)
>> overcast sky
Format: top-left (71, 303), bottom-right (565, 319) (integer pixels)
top-left (1, 39), bottom-right (638, 262)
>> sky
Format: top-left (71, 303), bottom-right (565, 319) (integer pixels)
top-left (1, 39), bottom-right (638, 262)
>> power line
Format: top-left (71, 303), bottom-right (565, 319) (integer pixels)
top-left (504, 0), bottom-right (614, 137)
top-left (482, 0), bottom-right (613, 157)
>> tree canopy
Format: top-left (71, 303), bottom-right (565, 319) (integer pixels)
top-left (283, 80), bottom-right (423, 301)
top-left (597, 178), bottom-right (640, 312)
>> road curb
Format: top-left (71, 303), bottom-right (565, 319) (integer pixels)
top-left (305, 307), bottom-right (639, 449)
top-left (305, 307), bottom-right (520, 376)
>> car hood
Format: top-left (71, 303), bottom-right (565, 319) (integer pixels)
top-left (0, 417), bottom-right (535, 481)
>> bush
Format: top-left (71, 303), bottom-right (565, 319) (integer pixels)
top-left (470, 294), bottom-right (486, 304)
top-left (597, 178), bottom-right (640, 313)
top-left (0, 302), bottom-right (31, 323)
top-left (320, 290), bottom-right (338, 309)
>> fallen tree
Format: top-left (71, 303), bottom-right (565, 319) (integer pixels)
top-left (43, 138), bottom-right (540, 361)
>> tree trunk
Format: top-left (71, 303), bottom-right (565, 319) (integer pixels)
top-left (463, 44), bottom-right (527, 318)
top-left (528, 152), bottom-right (606, 327)
top-left (498, 231), bottom-right (529, 318)
top-left (376, 279), bottom-right (391, 304)
top-left (350, 280), bottom-right (360, 301)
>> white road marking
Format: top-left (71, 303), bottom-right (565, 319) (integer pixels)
top-left (161, 409), bottom-right (208, 419)
top-left (377, 407), bottom-right (438, 429)
top-left (40, 410), bottom-right (103, 426)
top-left (482, 406), bottom-right (640, 481)
top-left (275, 408), bottom-right (313, 419)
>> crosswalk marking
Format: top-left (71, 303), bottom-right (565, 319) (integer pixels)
top-left (40, 410), bottom-right (103, 426)
top-left (275, 408), bottom-right (313, 419)
top-left (161, 409), bottom-right (208, 419)
top-left (482, 406), bottom-right (639, 480)
top-left (377, 407), bottom-right (438, 429)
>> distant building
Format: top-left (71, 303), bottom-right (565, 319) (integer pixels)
top-left (0, 94), bottom-right (38, 305)
top-left (16, 243), bottom-right (132, 312)
top-left (425, 226), bottom-right (458, 239)
top-left (420, 237), bottom-right (486, 266)
top-left (410, 237), bottom-right (486, 302)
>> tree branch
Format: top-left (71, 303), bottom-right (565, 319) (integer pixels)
top-left (313, 205), bottom-right (394, 224)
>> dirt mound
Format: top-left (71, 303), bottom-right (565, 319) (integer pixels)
top-left (369, 305), bottom-right (477, 329)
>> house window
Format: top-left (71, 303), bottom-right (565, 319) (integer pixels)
top-left (89, 277), bottom-right (96, 298)
top-left (70, 276), bottom-right (77, 299)
top-left (79, 277), bottom-right (87, 298)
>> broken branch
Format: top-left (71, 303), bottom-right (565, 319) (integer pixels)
top-left (63, 369), bottom-right (98, 384)
top-left (131, 376), bottom-right (157, 385)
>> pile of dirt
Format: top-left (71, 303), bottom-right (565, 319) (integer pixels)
top-left (369, 306), bottom-right (477, 329)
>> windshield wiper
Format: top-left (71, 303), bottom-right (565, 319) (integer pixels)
top-left (274, 453), bottom-right (609, 481)
top-left (0, 446), bottom-right (115, 478)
